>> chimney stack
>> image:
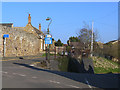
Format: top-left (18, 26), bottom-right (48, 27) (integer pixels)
top-left (28, 14), bottom-right (31, 24)
top-left (39, 23), bottom-right (41, 31)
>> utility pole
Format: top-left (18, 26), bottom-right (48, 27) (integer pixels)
top-left (91, 21), bottom-right (94, 57)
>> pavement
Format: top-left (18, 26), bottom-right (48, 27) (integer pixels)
top-left (1, 57), bottom-right (120, 89)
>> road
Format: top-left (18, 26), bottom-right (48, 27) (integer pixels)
top-left (1, 57), bottom-right (119, 89)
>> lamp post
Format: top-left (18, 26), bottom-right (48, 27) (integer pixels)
top-left (46, 17), bottom-right (52, 34)
top-left (46, 17), bottom-right (52, 61)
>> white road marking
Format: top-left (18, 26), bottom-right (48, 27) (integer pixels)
top-left (18, 74), bottom-right (26, 77)
top-left (13, 73), bottom-right (26, 77)
top-left (49, 80), bottom-right (80, 88)
top-left (49, 80), bottom-right (60, 84)
top-left (3, 71), bottom-right (8, 74)
top-left (66, 84), bottom-right (80, 88)
top-left (13, 73), bottom-right (18, 75)
top-left (85, 78), bottom-right (92, 89)
top-left (30, 64), bottom-right (34, 66)
top-left (32, 76), bottom-right (37, 79)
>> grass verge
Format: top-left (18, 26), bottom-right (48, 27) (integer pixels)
top-left (42, 53), bottom-right (60, 57)
top-left (92, 56), bottom-right (120, 74)
top-left (56, 57), bottom-right (69, 72)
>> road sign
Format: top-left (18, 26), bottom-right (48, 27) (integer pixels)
top-left (46, 34), bottom-right (52, 38)
top-left (45, 37), bottom-right (52, 44)
top-left (3, 34), bottom-right (9, 38)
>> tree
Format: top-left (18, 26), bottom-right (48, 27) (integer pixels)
top-left (69, 36), bottom-right (79, 42)
top-left (66, 46), bottom-right (72, 52)
top-left (93, 42), bottom-right (104, 56)
top-left (55, 39), bottom-right (63, 46)
top-left (77, 28), bottom-right (98, 50)
top-left (67, 40), bottom-right (69, 45)
top-left (72, 23), bottom-right (99, 58)
top-left (67, 36), bottom-right (79, 46)
top-left (66, 23), bottom-right (99, 59)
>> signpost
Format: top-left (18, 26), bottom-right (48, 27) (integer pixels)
top-left (45, 34), bottom-right (52, 61)
top-left (3, 34), bottom-right (9, 57)
top-left (45, 17), bottom-right (52, 65)
top-left (45, 37), bottom-right (52, 44)
top-left (46, 34), bottom-right (52, 38)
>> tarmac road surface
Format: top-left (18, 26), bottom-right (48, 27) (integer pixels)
top-left (1, 58), bottom-right (119, 89)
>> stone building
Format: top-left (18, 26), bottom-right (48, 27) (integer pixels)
top-left (0, 14), bottom-right (55, 57)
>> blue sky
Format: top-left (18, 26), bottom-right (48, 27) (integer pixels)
top-left (2, 2), bottom-right (118, 44)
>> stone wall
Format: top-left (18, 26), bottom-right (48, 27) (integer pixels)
top-left (0, 26), bottom-right (3, 57)
top-left (0, 26), bottom-right (41, 57)
top-left (55, 46), bottom-right (66, 54)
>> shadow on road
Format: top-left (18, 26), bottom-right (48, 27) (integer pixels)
top-left (13, 62), bottom-right (119, 89)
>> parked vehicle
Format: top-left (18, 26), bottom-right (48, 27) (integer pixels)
top-left (61, 51), bottom-right (64, 56)
top-left (65, 51), bottom-right (68, 56)
top-left (60, 51), bottom-right (68, 56)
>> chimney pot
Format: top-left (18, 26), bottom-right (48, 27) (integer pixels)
top-left (39, 23), bottom-right (41, 31)
top-left (28, 14), bottom-right (31, 24)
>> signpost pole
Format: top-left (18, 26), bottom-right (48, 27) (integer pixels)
top-left (3, 38), bottom-right (6, 57)
top-left (48, 44), bottom-right (50, 62)
top-left (3, 34), bottom-right (9, 57)
top-left (45, 35), bottom-right (52, 61)
top-left (46, 17), bottom-right (52, 68)
top-left (54, 46), bottom-right (56, 60)
top-left (46, 46), bottom-right (48, 60)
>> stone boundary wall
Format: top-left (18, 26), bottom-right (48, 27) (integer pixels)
top-left (55, 46), bottom-right (66, 54)
top-left (0, 26), bottom-right (3, 57)
top-left (0, 26), bottom-right (41, 57)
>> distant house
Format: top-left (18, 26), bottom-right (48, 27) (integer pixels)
top-left (0, 23), bottom-right (13, 27)
top-left (63, 44), bottom-right (68, 47)
top-left (69, 41), bottom-right (87, 51)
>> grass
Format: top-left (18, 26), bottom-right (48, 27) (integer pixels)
top-left (42, 53), bottom-right (60, 57)
top-left (92, 56), bottom-right (120, 74)
top-left (56, 56), bottom-right (120, 74)
top-left (102, 57), bottom-right (119, 66)
top-left (42, 53), bottom-right (54, 57)
top-left (56, 57), bottom-right (69, 72)
top-left (94, 67), bottom-right (120, 74)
